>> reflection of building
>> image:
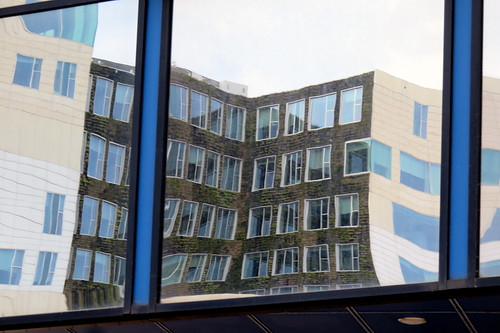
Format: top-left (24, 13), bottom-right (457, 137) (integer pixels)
top-left (0, 6), bottom-right (97, 315)
top-left (63, 58), bottom-right (134, 310)
top-left (162, 68), bottom-right (442, 300)
top-left (480, 76), bottom-right (500, 276)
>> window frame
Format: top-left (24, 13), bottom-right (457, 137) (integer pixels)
top-left (177, 201), bottom-right (198, 237)
top-left (308, 92), bottom-right (336, 131)
top-left (12, 53), bottom-right (42, 89)
top-left (80, 196), bottom-right (99, 236)
top-left (252, 155), bottom-right (276, 191)
top-left (166, 139), bottom-right (186, 179)
top-left (272, 247), bottom-right (299, 276)
top-left (205, 150), bottom-right (220, 188)
top-left (256, 104), bottom-right (280, 141)
top-left (247, 205), bottom-right (272, 239)
top-left (209, 97), bottom-right (224, 135)
top-left (185, 254), bottom-right (208, 283)
top-left (190, 90), bottom-right (208, 129)
top-left (98, 200), bottom-right (117, 239)
top-left (335, 193), bottom-right (359, 228)
top-left (241, 251), bottom-right (269, 279)
top-left (112, 83), bottom-right (134, 123)
top-left (163, 198), bottom-right (180, 237)
top-left (305, 144), bottom-right (332, 182)
top-left (220, 155), bottom-right (243, 192)
top-left (214, 207), bottom-right (237, 240)
top-left (344, 138), bottom-right (371, 177)
top-left (72, 248), bottom-right (91, 281)
top-left (277, 201), bottom-right (300, 234)
top-left (169, 84), bottom-right (188, 121)
top-left (205, 255), bottom-right (231, 282)
top-left (106, 141), bottom-right (127, 185)
top-left (304, 197), bottom-right (330, 231)
top-left (225, 104), bottom-right (246, 141)
top-left (186, 145), bottom-right (205, 184)
top-left (53, 60), bottom-right (77, 98)
top-left (336, 243), bottom-right (360, 272)
top-left (93, 76), bottom-right (114, 117)
top-left (284, 99), bottom-right (305, 136)
top-left (281, 150), bottom-right (302, 187)
top-left (339, 86), bottom-right (363, 125)
top-left (197, 204), bottom-right (216, 238)
top-left (303, 244), bottom-right (330, 273)
top-left (161, 254), bottom-right (188, 286)
top-left (87, 133), bottom-right (106, 180)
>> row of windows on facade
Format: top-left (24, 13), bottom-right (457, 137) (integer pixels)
top-left (167, 138), bottom-right (441, 194)
top-left (86, 75), bottom-right (134, 123)
top-left (169, 84), bottom-right (363, 142)
top-left (0, 248), bottom-right (125, 287)
top-left (84, 132), bottom-right (130, 186)
top-left (239, 283), bottom-right (363, 296)
top-left (42, 191), bottom-right (128, 239)
top-left (77, 197), bottom-right (128, 240)
top-left (162, 243), bottom-right (360, 286)
top-left (170, 84), bottom-right (430, 141)
top-left (71, 249), bottom-right (125, 286)
top-left (164, 195), bottom-right (359, 240)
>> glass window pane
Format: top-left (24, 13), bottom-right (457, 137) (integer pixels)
top-left (0, 1), bottom-right (138, 315)
top-left (163, 0), bottom-right (443, 302)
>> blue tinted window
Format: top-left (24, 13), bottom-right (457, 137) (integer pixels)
top-left (93, 78), bottom-right (113, 117)
top-left (340, 87), bottom-right (362, 124)
top-left (22, 4), bottom-right (97, 46)
top-left (43, 193), bottom-right (65, 235)
top-left (73, 249), bottom-right (91, 280)
top-left (54, 61), bottom-right (76, 98)
top-left (106, 143), bottom-right (125, 184)
top-left (33, 252), bottom-right (57, 285)
top-left (393, 203), bottom-right (439, 252)
top-left (400, 151), bottom-right (440, 194)
top-left (93, 252), bottom-right (110, 283)
top-left (399, 257), bottom-right (437, 283)
top-left (0, 249), bottom-right (24, 285)
top-left (481, 149), bottom-right (500, 185)
top-left (481, 209), bottom-right (500, 243)
top-left (88, 134), bottom-right (105, 179)
top-left (113, 84), bottom-right (133, 122)
top-left (169, 85), bottom-right (187, 121)
top-left (80, 197), bottom-right (98, 235)
top-left (99, 202), bottom-right (116, 238)
top-left (371, 140), bottom-right (392, 179)
top-left (13, 54), bottom-right (42, 89)
top-left (413, 102), bottom-right (428, 138)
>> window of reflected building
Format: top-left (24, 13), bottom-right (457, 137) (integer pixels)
top-left (162, 0), bottom-right (444, 303)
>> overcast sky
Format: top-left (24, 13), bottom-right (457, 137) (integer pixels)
top-left (171, 0), bottom-right (444, 97)
top-left (92, 0), bottom-right (138, 66)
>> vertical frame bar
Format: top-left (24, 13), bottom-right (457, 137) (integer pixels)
top-left (448, 0), bottom-right (472, 281)
top-left (133, 0), bottom-right (163, 310)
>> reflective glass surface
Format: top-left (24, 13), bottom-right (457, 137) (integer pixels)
top-left (480, 0), bottom-right (500, 277)
top-left (162, 1), bottom-right (444, 302)
top-left (0, 0), bottom-right (138, 316)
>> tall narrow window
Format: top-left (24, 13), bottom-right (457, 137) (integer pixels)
top-left (309, 93), bottom-right (336, 130)
top-left (221, 156), bottom-right (242, 192)
top-left (257, 105), bottom-right (279, 140)
top-left (162, 254), bottom-right (187, 286)
top-left (335, 194), bottom-right (359, 227)
top-left (0, 249), bottom-right (24, 285)
top-left (205, 255), bottom-right (231, 281)
top-left (43, 192), bottom-right (65, 235)
top-left (277, 201), bottom-right (299, 234)
top-left (94, 252), bottom-right (111, 283)
top-left (99, 201), bottom-right (117, 238)
top-left (166, 140), bottom-right (186, 178)
top-left (282, 151), bottom-right (302, 186)
top-left (339, 86), bottom-right (362, 124)
top-left (198, 204), bottom-right (215, 238)
top-left (162, 254), bottom-right (188, 286)
top-left (13, 54), bottom-right (42, 89)
top-left (93, 77), bottom-right (113, 117)
top-left (205, 151), bottom-right (220, 187)
top-left (285, 100), bottom-right (305, 135)
top-left (73, 249), bottom-right (91, 281)
top-left (273, 248), bottom-right (299, 275)
top-left (33, 251), bottom-right (57, 285)
top-left (113, 83), bottom-right (133, 122)
top-left (185, 254), bottom-right (207, 282)
top-left (177, 201), bottom-right (198, 237)
top-left (164, 199), bottom-right (180, 237)
top-left (306, 145), bottom-right (331, 181)
top-left (80, 131), bottom-right (87, 173)
top-left (80, 196), bottom-right (98, 236)
top-left (86, 75), bottom-right (92, 111)
top-left (117, 208), bottom-right (128, 239)
top-left (191, 91), bottom-right (208, 128)
top-left (336, 243), bottom-right (359, 271)
top-left (187, 145), bottom-right (205, 183)
top-left (88, 134), bottom-right (106, 180)
top-left (169, 84), bottom-right (187, 121)
top-left (253, 156), bottom-right (275, 190)
top-left (304, 197), bottom-right (329, 230)
top-left (413, 101), bottom-right (428, 138)
top-left (54, 61), bottom-right (76, 98)
top-left (248, 206), bottom-right (272, 238)
top-left (304, 245), bottom-right (329, 272)
top-left (242, 251), bottom-right (269, 278)
top-left (106, 143), bottom-right (126, 184)
top-left (113, 256), bottom-right (126, 286)
top-left (214, 208), bottom-right (237, 240)
top-left (210, 98), bottom-right (223, 135)
top-left (225, 105), bottom-right (245, 141)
